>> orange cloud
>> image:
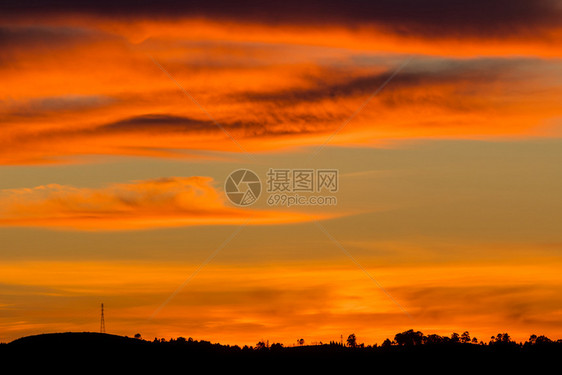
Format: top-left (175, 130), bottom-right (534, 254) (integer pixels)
top-left (0, 14), bottom-right (561, 165)
top-left (0, 177), bottom-right (318, 230)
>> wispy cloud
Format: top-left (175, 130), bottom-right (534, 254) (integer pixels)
top-left (0, 177), bottom-right (320, 230)
top-left (2, 1), bottom-right (561, 40)
top-left (2, 44), bottom-right (561, 165)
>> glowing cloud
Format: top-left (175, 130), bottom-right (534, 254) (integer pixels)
top-left (0, 177), bottom-right (318, 230)
top-left (0, 5), bottom-right (561, 165)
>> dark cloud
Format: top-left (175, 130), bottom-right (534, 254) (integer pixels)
top-left (99, 114), bottom-right (213, 133)
top-left (0, 25), bottom-right (126, 66)
top-left (242, 58), bottom-right (531, 105)
top-left (2, 114), bottom-right (321, 149)
top-left (1, 0), bottom-right (560, 38)
top-left (99, 114), bottom-right (317, 137)
top-left (0, 26), bottom-right (97, 47)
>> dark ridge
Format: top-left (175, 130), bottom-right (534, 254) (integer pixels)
top-left (3, 330), bottom-right (562, 371)
top-left (9, 332), bottom-right (145, 347)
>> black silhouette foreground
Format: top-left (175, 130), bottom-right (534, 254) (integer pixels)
top-left (2, 329), bottom-right (560, 370)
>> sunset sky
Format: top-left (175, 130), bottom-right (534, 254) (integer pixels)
top-left (1, 1), bottom-right (562, 346)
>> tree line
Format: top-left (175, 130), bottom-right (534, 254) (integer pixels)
top-left (137, 329), bottom-right (562, 351)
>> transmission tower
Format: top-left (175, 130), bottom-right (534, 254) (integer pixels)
top-left (100, 303), bottom-right (106, 333)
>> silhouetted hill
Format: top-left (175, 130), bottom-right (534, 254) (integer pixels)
top-left (9, 332), bottom-right (144, 347)
top-left (3, 331), bottom-right (561, 371)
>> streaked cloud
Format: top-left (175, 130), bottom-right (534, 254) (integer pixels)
top-left (2, 1), bottom-right (561, 40)
top-left (0, 3), bottom-right (561, 166)
top-left (0, 177), bottom-right (319, 230)
top-left (1, 38), bottom-right (561, 164)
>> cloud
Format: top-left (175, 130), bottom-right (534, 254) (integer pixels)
top-left (1, 15), bottom-right (561, 165)
top-left (2, 1), bottom-right (561, 39)
top-left (0, 25), bottom-right (110, 50)
top-left (2, 55), bottom-right (561, 164)
top-left (242, 59), bottom-right (518, 104)
top-left (96, 114), bottom-right (318, 137)
top-left (1, 95), bottom-right (115, 121)
top-left (0, 177), bottom-right (319, 230)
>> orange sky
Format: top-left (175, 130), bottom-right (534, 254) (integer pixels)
top-left (1, 1), bottom-right (562, 345)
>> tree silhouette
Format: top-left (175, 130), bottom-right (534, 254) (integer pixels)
top-left (347, 334), bottom-right (357, 348)
top-left (297, 338), bottom-right (305, 346)
top-left (491, 333), bottom-right (513, 345)
top-left (460, 331), bottom-right (471, 343)
top-left (535, 335), bottom-right (552, 344)
top-left (381, 338), bottom-right (393, 348)
top-left (394, 329), bottom-right (424, 346)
